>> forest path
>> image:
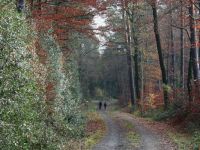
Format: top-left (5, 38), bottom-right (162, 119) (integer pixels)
top-left (92, 111), bottom-right (132, 150)
top-left (92, 110), bottom-right (177, 150)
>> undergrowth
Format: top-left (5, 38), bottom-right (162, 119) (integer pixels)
top-left (63, 110), bottom-right (106, 150)
top-left (84, 111), bottom-right (106, 149)
top-left (132, 100), bottom-right (200, 150)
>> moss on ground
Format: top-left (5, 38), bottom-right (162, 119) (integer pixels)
top-left (118, 119), bottom-right (140, 148)
top-left (168, 131), bottom-right (200, 150)
top-left (63, 110), bottom-right (106, 150)
top-left (84, 112), bottom-right (106, 149)
top-left (168, 132), bottom-right (193, 150)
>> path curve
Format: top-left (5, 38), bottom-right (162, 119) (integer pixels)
top-left (92, 111), bottom-right (131, 150)
top-left (93, 111), bottom-right (176, 150)
top-left (115, 112), bottom-right (177, 150)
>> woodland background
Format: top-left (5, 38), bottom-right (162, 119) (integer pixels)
top-left (0, 0), bottom-right (200, 149)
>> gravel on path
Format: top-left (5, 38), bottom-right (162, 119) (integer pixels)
top-left (92, 111), bottom-right (133, 150)
top-left (115, 112), bottom-right (177, 150)
top-left (92, 111), bottom-right (177, 150)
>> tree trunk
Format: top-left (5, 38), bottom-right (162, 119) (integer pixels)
top-left (180, 0), bottom-right (185, 88)
top-left (133, 33), bottom-right (140, 100)
top-left (187, 1), bottom-right (200, 102)
top-left (151, 1), bottom-right (169, 109)
top-left (170, 4), bottom-right (175, 88)
top-left (131, 8), bottom-right (140, 100)
top-left (187, 49), bottom-right (193, 102)
top-left (122, 0), bottom-right (135, 106)
top-left (189, 3), bottom-right (199, 80)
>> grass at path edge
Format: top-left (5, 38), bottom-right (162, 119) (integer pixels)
top-left (84, 111), bottom-right (106, 150)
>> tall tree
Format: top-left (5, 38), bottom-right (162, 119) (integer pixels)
top-left (129, 2), bottom-right (141, 101)
top-left (180, 0), bottom-right (185, 88)
top-left (122, 0), bottom-right (136, 106)
top-left (169, 1), bottom-right (175, 88)
top-left (151, 0), bottom-right (169, 109)
top-left (189, 1), bottom-right (199, 81)
top-left (188, 0), bottom-right (200, 101)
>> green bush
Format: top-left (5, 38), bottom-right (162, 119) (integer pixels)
top-left (0, 2), bottom-right (86, 149)
top-left (0, 3), bottom-right (50, 149)
top-left (153, 106), bottom-right (176, 121)
top-left (147, 100), bottom-right (187, 121)
top-left (39, 33), bottom-right (85, 141)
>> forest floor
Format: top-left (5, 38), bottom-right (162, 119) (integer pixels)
top-left (92, 109), bottom-right (181, 150)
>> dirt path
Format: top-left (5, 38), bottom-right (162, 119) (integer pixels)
top-left (92, 111), bottom-right (132, 150)
top-left (93, 111), bottom-right (177, 150)
top-left (115, 112), bottom-right (177, 150)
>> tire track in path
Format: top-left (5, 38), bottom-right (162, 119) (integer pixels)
top-left (92, 111), bottom-right (132, 150)
top-left (93, 111), bottom-right (177, 150)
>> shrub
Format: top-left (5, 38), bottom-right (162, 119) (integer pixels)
top-left (0, 3), bottom-right (49, 149)
top-left (0, 2), bottom-right (86, 149)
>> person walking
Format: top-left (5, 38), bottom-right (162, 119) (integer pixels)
top-left (104, 102), bottom-right (107, 110)
top-left (98, 101), bottom-right (102, 110)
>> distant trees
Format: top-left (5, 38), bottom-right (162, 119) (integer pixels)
top-left (99, 0), bottom-right (200, 111)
